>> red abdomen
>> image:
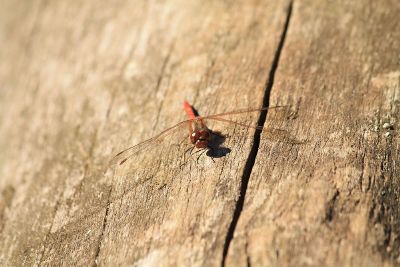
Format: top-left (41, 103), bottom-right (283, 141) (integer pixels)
top-left (183, 100), bottom-right (196, 119)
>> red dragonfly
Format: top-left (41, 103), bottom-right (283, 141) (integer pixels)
top-left (110, 101), bottom-right (290, 166)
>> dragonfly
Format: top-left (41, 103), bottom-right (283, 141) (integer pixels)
top-left (110, 101), bottom-right (294, 167)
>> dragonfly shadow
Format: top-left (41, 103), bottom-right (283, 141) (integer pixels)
top-left (206, 130), bottom-right (231, 158)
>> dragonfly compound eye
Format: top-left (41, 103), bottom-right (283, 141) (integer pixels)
top-left (190, 132), bottom-right (200, 144)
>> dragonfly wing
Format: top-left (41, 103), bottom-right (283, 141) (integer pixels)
top-left (202, 105), bottom-right (288, 119)
top-left (204, 117), bottom-right (263, 131)
top-left (108, 120), bottom-right (191, 167)
top-left (201, 105), bottom-right (290, 132)
top-left (202, 118), bottom-right (305, 145)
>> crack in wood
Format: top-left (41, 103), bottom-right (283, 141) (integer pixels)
top-left (221, 2), bottom-right (293, 265)
top-left (37, 197), bottom-right (62, 266)
top-left (244, 236), bottom-right (251, 267)
top-left (325, 189), bottom-right (340, 222)
top-left (87, 91), bottom-right (118, 267)
top-left (93, 188), bottom-right (112, 267)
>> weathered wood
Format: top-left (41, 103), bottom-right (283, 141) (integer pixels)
top-left (225, 0), bottom-right (400, 266)
top-left (0, 0), bottom-right (399, 266)
top-left (0, 0), bottom-right (293, 266)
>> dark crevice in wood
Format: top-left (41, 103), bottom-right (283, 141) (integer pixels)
top-left (93, 187), bottom-right (112, 267)
top-left (221, 2), bottom-right (293, 266)
top-left (325, 189), bottom-right (340, 222)
top-left (245, 237), bottom-right (251, 267)
top-left (0, 185), bottom-right (15, 235)
top-left (155, 40), bottom-right (175, 95)
top-left (37, 105), bottom-right (70, 266)
top-left (37, 197), bottom-right (62, 266)
top-left (376, 142), bottom-right (400, 261)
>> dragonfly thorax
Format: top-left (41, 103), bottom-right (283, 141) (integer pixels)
top-left (190, 129), bottom-right (210, 148)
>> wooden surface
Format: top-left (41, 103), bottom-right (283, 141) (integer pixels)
top-left (0, 0), bottom-right (399, 266)
top-left (225, 1), bottom-right (400, 266)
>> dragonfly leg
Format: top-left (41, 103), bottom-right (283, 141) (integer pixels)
top-left (209, 154), bottom-right (215, 163)
top-left (196, 148), bottom-right (208, 164)
top-left (181, 146), bottom-right (195, 168)
top-left (192, 148), bottom-right (203, 155)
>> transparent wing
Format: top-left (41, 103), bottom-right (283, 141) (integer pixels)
top-left (202, 105), bottom-right (287, 120)
top-left (204, 117), bottom-right (304, 145)
top-left (108, 119), bottom-right (191, 167)
top-left (199, 105), bottom-right (287, 132)
top-left (199, 105), bottom-right (305, 145)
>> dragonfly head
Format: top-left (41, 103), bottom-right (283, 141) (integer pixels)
top-left (190, 130), bottom-right (210, 149)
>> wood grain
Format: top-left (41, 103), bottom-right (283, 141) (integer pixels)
top-left (0, 0), bottom-right (398, 266)
top-left (225, 0), bottom-right (400, 266)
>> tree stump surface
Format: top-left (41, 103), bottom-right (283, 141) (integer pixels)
top-left (0, 0), bottom-right (399, 266)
